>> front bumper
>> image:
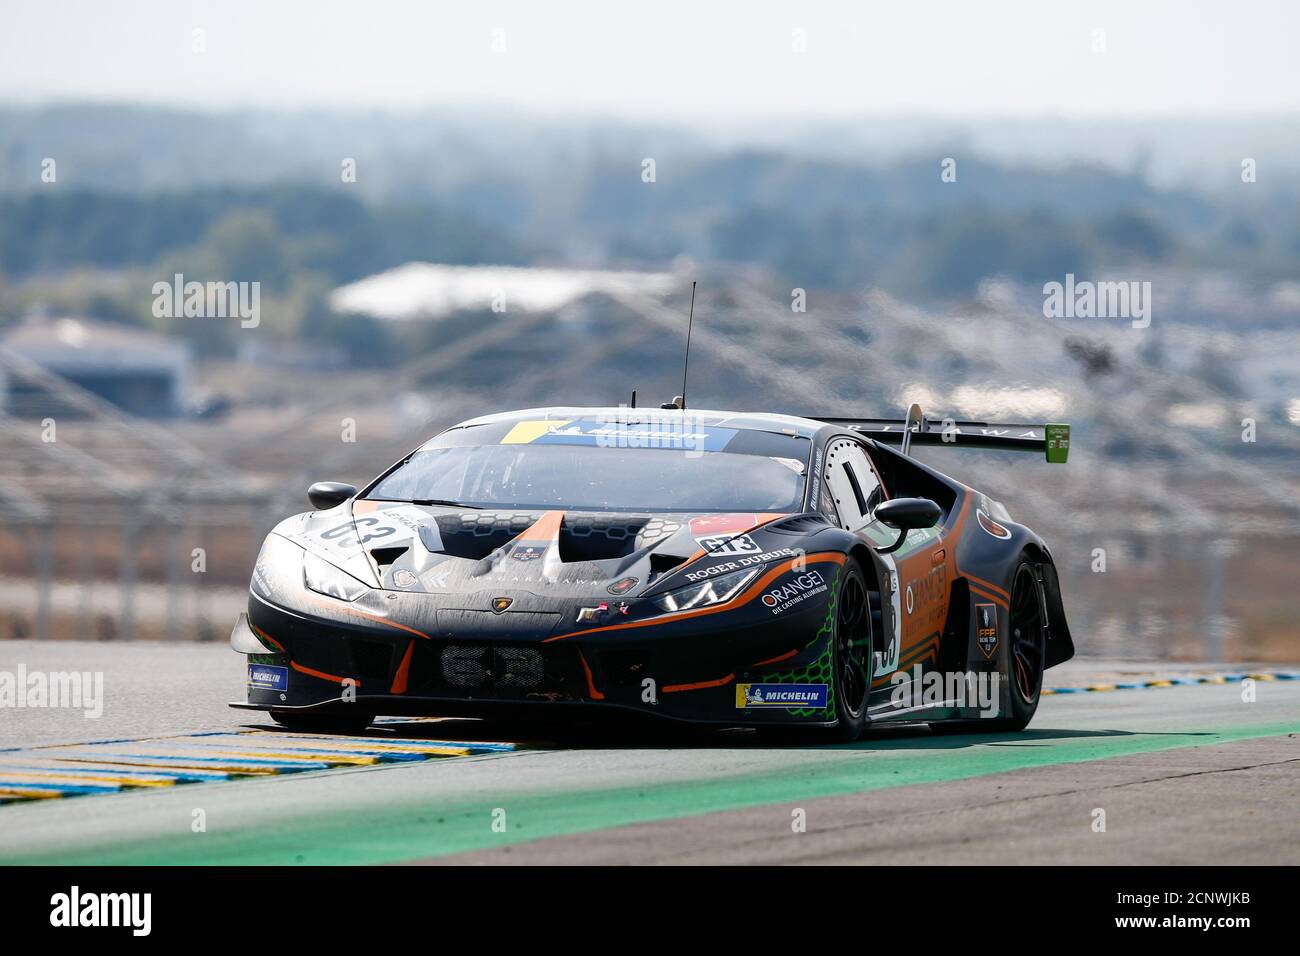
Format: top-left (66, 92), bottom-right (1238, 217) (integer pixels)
top-left (231, 578), bottom-right (840, 727)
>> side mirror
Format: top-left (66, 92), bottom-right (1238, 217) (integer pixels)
top-left (308, 481), bottom-right (358, 511)
top-left (874, 497), bottom-right (942, 531)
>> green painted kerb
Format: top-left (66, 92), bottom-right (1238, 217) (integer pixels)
top-left (12, 720), bottom-right (1295, 866)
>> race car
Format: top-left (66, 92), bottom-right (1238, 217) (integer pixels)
top-left (230, 403), bottom-right (1074, 739)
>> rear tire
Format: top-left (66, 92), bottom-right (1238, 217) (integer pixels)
top-left (269, 708), bottom-right (375, 735)
top-left (930, 560), bottom-right (1046, 734)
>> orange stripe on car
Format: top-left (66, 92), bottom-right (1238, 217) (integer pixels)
top-left (578, 650), bottom-right (605, 700)
top-left (516, 509), bottom-right (564, 544)
top-left (290, 661), bottom-right (359, 686)
top-left (962, 570), bottom-right (1009, 600)
top-left (663, 673), bottom-right (735, 694)
top-left (251, 624), bottom-right (285, 652)
top-left (752, 649), bottom-right (798, 666)
top-left (389, 640), bottom-right (414, 694)
top-left (543, 552), bottom-right (847, 643)
top-left (968, 583), bottom-right (1009, 610)
top-left (303, 593), bottom-right (431, 640)
top-left (899, 634), bottom-right (938, 665)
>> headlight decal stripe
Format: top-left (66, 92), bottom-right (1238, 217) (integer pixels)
top-left (301, 593), bottom-right (432, 640)
top-left (543, 551), bottom-right (847, 643)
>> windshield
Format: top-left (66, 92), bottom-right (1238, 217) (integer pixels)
top-left (366, 438), bottom-right (810, 513)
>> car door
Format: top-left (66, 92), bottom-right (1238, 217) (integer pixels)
top-left (821, 437), bottom-right (901, 679)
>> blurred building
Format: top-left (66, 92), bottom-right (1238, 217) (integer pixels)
top-left (0, 315), bottom-right (191, 418)
top-left (330, 263), bottom-right (678, 321)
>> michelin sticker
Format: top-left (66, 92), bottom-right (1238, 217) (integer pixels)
top-left (248, 664), bottom-right (288, 691)
top-left (736, 683), bottom-right (829, 709)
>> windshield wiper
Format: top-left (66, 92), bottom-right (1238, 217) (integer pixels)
top-left (410, 498), bottom-right (482, 509)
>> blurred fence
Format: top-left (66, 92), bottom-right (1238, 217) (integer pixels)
top-left (2, 280), bottom-right (1299, 659)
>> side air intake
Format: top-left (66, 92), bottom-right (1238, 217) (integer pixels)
top-left (767, 514), bottom-right (831, 535)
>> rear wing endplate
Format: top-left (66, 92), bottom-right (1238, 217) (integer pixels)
top-left (814, 404), bottom-right (1070, 463)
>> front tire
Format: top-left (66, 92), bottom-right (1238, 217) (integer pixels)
top-left (760, 558), bottom-right (873, 743)
top-left (829, 559), bottom-right (873, 741)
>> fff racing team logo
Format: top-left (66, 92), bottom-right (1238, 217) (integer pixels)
top-left (976, 603), bottom-right (999, 659)
top-left (736, 683), bottom-right (829, 709)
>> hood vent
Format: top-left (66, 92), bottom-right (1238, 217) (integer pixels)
top-left (369, 546), bottom-right (409, 574)
top-left (435, 512), bottom-right (541, 561)
top-left (558, 515), bottom-right (658, 563)
top-left (647, 551), bottom-right (689, 582)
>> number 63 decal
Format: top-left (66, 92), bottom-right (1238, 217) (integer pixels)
top-left (322, 516), bottom-right (396, 547)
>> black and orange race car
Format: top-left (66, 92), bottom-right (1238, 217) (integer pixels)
top-left (230, 404), bottom-right (1073, 739)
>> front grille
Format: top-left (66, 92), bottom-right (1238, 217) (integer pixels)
top-left (440, 645), bottom-right (544, 688)
top-left (442, 645), bottom-right (489, 687)
top-left (494, 646), bottom-right (544, 687)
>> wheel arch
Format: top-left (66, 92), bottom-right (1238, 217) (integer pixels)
top-left (1023, 543), bottom-right (1075, 669)
top-left (953, 511), bottom-right (1075, 675)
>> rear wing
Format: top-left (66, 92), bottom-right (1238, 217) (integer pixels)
top-left (814, 404), bottom-right (1070, 463)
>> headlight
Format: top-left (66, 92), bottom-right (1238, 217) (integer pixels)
top-left (303, 551), bottom-right (369, 602)
top-left (653, 566), bottom-right (761, 613)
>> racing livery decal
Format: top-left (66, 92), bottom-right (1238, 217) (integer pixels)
top-left (761, 569), bottom-right (830, 615)
top-left (976, 603), bottom-right (999, 659)
top-left (248, 664), bottom-right (288, 691)
top-left (735, 683), bottom-right (829, 709)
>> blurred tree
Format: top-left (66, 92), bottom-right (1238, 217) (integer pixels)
top-left (204, 211), bottom-right (293, 291)
top-left (1095, 208), bottom-right (1174, 260)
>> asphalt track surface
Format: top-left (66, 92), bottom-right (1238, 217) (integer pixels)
top-left (0, 641), bottom-right (1296, 865)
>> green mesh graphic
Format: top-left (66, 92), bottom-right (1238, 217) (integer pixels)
top-left (759, 566), bottom-right (840, 716)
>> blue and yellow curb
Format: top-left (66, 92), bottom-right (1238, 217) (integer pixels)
top-left (1042, 670), bottom-right (1298, 695)
top-left (0, 725), bottom-right (528, 805)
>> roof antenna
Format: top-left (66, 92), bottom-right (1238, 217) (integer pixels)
top-left (630, 389), bottom-right (637, 409)
top-left (665, 280), bottom-right (697, 410)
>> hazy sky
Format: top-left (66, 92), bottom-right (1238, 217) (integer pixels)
top-left (2, 0), bottom-right (1298, 118)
